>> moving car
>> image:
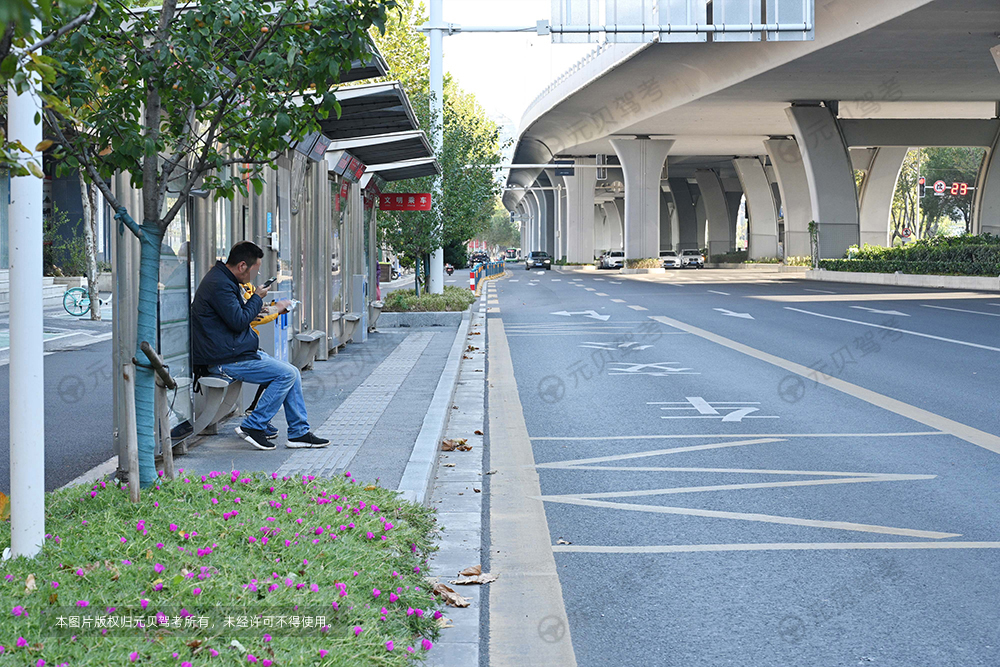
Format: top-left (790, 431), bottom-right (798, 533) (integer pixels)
top-left (659, 250), bottom-right (681, 269)
top-left (600, 251), bottom-right (624, 269)
top-left (525, 251), bottom-right (552, 270)
top-left (681, 249), bottom-right (705, 268)
top-left (470, 251), bottom-right (490, 266)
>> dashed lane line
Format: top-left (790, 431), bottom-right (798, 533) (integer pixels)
top-left (627, 305), bottom-right (648, 311)
top-left (921, 304), bottom-right (1000, 318)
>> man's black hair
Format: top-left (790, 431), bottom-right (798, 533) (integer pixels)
top-left (226, 241), bottom-right (264, 268)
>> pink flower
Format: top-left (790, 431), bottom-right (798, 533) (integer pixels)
top-left (169, 524), bottom-right (178, 532)
top-left (353, 626), bottom-right (363, 637)
top-left (75, 569), bottom-right (84, 576)
top-left (353, 571), bottom-right (359, 577)
top-left (153, 583), bottom-right (163, 592)
top-left (263, 634), bottom-right (271, 643)
top-left (372, 588), bottom-right (380, 598)
top-left (11, 605), bottom-right (25, 617)
top-left (319, 649), bottom-right (328, 657)
top-left (17, 637), bottom-right (27, 647)
top-left (389, 593), bottom-right (398, 603)
top-left (310, 584), bottom-right (319, 593)
top-left (51, 581), bottom-right (59, 589)
top-left (433, 610), bottom-right (443, 620)
top-left (247, 656), bottom-right (257, 664)
top-left (210, 649), bottom-right (219, 657)
top-left (154, 563), bottom-right (164, 573)
top-left (140, 599), bottom-right (149, 610)
top-left (263, 661), bottom-right (272, 667)
top-left (156, 543), bottom-right (164, 549)
top-left (192, 588), bottom-right (201, 596)
top-left (129, 652), bottom-right (138, 662)
top-left (422, 639), bottom-right (433, 651)
top-left (386, 641), bottom-right (394, 652)
top-left (76, 600), bottom-right (89, 607)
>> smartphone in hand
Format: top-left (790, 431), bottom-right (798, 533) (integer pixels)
top-left (262, 276), bottom-right (277, 288)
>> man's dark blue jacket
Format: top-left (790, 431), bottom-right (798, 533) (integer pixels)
top-left (191, 261), bottom-right (263, 366)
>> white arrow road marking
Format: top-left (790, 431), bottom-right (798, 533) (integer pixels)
top-left (708, 290), bottom-right (730, 295)
top-left (578, 342), bottom-right (653, 351)
top-left (850, 306), bottom-right (909, 316)
top-left (714, 308), bottom-right (754, 319)
top-left (550, 310), bottom-right (611, 321)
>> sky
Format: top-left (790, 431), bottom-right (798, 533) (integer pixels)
top-left (436, 0), bottom-right (595, 149)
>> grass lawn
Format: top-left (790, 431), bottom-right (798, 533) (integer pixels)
top-left (0, 469), bottom-right (442, 665)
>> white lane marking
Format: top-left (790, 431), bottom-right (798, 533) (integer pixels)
top-left (585, 288), bottom-right (596, 291)
top-left (593, 278), bottom-right (605, 281)
top-left (552, 542), bottom-right (1000, 554)
top-left (850, 306), bottom-right (909, 316)
top-left (610, 281), bottom-right (622, 284)
top-left (536, 496), bottom-right (958, 539)
top-left (714, 308), bottom-right (754, 320)
top-left (785, 307), bottom-right (1000, 352)
top-left (611, 299), bottom-right (626, 303)
top-left (922, 304), bottom-right (1000, 318)
top-left (509, 279), bottom-right (519, 282)
top-left (708, 290), bottom-right (730, 296)
top-left (505, 332), bottom-right (688, 337)
top-left (530, 432), bottom-right (949, 441)
top-left (804, 288), bottom-right (836, 294)
top-left (551, 279), bottom-right (562, 282)
top-left (595, 292), bottom-right (608, 296)
top-left (627, 305), bottom-right (648, 311)
top-left (571, 278), bottom-right (582, 281)
top-left (445, 279), bottom-right (456, 283)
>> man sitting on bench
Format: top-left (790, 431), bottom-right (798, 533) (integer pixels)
top-left (191, 241), bottom-right (329, 451)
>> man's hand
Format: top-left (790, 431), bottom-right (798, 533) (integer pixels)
top-left (274, 299), bottom-right (292, 314)
top-left (254, 283), bottom-right (272, 298)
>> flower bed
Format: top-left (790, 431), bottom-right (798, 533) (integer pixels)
top-left (0, 469), bottom-right (442, 666)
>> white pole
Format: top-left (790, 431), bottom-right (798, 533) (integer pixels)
top-left (428, 0), bottom-right (445, 294)
top-left (8, 18), bottom-right (46, 558)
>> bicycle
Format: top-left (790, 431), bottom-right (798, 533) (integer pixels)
top-left (62, 287), bottom-right (112, 317)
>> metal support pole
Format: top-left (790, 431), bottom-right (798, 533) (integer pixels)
top-left (428, 0), bottom-right (445, 294)
top-left (8, 17), bottom-right (46, 558)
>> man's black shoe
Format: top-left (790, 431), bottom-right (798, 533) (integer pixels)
top-left (235, 426), bottom-right (277, 451)
top-left (286, 432), bottom-right (330, 448)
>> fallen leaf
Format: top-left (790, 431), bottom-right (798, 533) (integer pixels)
top-left (466, 345), bottom-right (479, 352)
top-left (473, 488), bottom-right (481, 493)
top-left (442, 464), bottom-right (456, 468)
top-left (146, 549), bottom-right (153, 560)
top-left (24, 574), bottom-right (36, 593)
top-left (364, 485), bottom-right (377, 491)
top-left (485, 469), bottom-right (497, 475)
top-left (469, 331), bottom-right (481, 335)
top-left (0, 492), bottom-right (9, 521)
top-left (556, 538), bottom-right (572, 545)
top-left (432, 582), bottom-right (470, 607)
top-left (462, 355), bottom-right (472, 359)
top-left (474, 430), bottom-right (483, 436)
top-left (48, 593), bottom-right (58, 605)
top-left (441, 439), bottom-right (469, 452)
top-left (449, 573), bottom-right (498, 585)
top-left (436, 616), bottom-right (454, 629)
top-left (459, 565), bottom-right (481, 576)
top-left (231, 639), bottom-right (247, 652)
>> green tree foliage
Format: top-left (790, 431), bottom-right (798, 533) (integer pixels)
top-left (477, 203), bottom-right (520, 249)
top-left (371, 0), bottom-right (503, 275)
top-left (40, 0), bottom-right (394, 487)
top-left (890, 148), bottom-right (985, 245)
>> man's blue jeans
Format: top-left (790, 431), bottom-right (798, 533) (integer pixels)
top-left (210, 351), bottom-right (310, 438)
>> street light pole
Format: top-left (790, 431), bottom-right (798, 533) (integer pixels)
top-left (7, 18), bottom-right (46, 558)
top-left (428, 0), bottom-right (445, 294)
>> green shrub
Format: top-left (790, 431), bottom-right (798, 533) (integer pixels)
top-left (44, 205), bottom-right (88, 277)
top-left (783, 256), bottom-right (813, 267)
top-left (0, 470), bottom-right (442, 666)
top-left (382, 285), bottom-right (478, 312)
top-left (747, 257), bottom-right (781, 264)
top-left (624, 258), bottom-right (661, 269)
top-left (710, 250), bottom-right (748, 264)
top-left (820, 234), bottom-right (1000, 276)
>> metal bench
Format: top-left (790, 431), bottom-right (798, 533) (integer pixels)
top-left (369, 300), bottom-right (384, 331)
top-left (192, 375), bottom-right (243, 436)
top-left (292, 330), bottom-right (326, 370)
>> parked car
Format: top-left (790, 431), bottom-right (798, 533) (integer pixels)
top-left (660, 250), bottom-right (681, 269)
top-left (680, 249), bottom-right (705, 268)
top-left (470, 252), bottom-right (490, 266)
top-left (600, 251), bottom-right (625, 269)
top-left (525, 251), bottom-right (552, 270)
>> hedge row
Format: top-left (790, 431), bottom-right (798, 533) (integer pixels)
top-left (820, 234), bottom-right (1000, 276)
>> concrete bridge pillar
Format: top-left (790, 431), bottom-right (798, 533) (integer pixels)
top-left (858, 147), bottom-right (908, 247)
top-left (733, 157), bottom-right (780, 260)
top-left (594, 205), bottom-right (607, 257)
top-left (695, 169), bottom-right (733, 258)
top-left (524, 194), bottom-right (539, 253)
top-left (764, 139), bottom-right (813, 258)
top-left (545, 170), bottom-right (567, 260)
top-left (564, 157), bottom-right (597, 263)
top-left (974, 132), bottom-right (1000, 237)
top-left (669, 177), bottom-right (700, 251)
top-left (786, 105), bottom-right (860, 258)
top-left (610, 138), bottom-right (674, 261)
top-left (603, 199), bottom-right (624, 251)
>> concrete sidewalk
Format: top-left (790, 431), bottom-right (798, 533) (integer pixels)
top-left (173, 321), bottom-right (461, 489)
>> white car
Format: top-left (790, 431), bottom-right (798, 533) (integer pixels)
top-left (601, 251), bottom-right (624, 269)
top-left (681, 249), bottom-right (705, 268)
top-left (660, 250), bottom-right (681, 269)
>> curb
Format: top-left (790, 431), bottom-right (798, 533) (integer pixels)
top-left (805, 269), bottom-right (1000, 292)
top-left (397, 308), bottom-right (473, 505)
top-left (377, 311), bottom-right (465, 328)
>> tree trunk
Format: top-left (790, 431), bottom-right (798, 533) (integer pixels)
top-left (79, 174), bottom-right (101, 320)
top-left (134, 221), bottom-right (164, 487)
top-left (414, 256), bottom-right (421, 297)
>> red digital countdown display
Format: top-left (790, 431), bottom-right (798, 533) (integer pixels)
top-left (932, 180), bottom-right (972, 196)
